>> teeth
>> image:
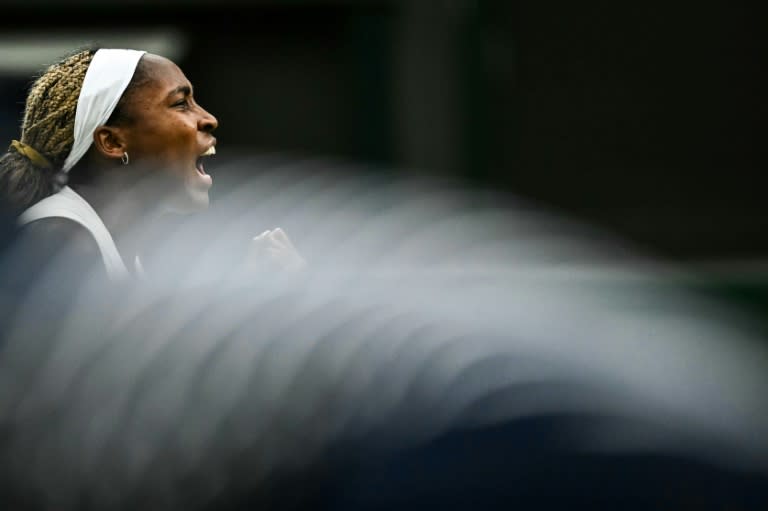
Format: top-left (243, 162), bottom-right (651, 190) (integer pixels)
top-left (201, 146), bottom-right (216, 157)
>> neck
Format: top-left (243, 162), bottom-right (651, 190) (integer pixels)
top-left (69, 168), bottom-right (168, 263)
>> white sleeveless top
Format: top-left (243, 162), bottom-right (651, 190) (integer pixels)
top-left (18, 186), bottom-right (132, 281)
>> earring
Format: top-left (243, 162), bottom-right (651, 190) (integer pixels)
top-left (121, 152), bottom-right (129, 165)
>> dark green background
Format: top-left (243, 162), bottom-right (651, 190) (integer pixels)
top-left (1, 0), bottom-right (766, 323)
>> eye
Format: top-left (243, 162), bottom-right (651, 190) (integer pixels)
top-left (172, 98), bottom-right (190, 109)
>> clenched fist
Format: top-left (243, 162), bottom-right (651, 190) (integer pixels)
top-left (247, 227), bottom-right (307, 273)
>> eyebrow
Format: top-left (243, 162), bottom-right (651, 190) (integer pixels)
top-left (166, 84), bottom-right (192, 99)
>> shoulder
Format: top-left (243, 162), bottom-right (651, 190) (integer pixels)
top-left (17, 217), bottom-right (100, 257)
top-left (0, 218), bottom-right (106, 336)
top-left (9, 217), bottom-right (105, 281)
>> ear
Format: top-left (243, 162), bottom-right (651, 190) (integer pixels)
top-left (92, 126), bottom-right (128, 160)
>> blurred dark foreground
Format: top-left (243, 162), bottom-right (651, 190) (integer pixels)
top-left (1, 159), bottom-right (768, 510)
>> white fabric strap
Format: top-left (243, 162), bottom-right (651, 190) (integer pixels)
top-left (18, 186), bottom-right (131, 281)
top-left (62, 49), bottom-right (146, 173)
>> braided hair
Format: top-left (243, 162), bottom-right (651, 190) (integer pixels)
top-left (0, 47), bottom-right (147, 213)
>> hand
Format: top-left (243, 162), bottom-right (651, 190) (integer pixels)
top-left (247, 227), bottom-right (307, 273)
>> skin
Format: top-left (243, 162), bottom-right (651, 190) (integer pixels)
top-left (70, 53), bottom-right (219, 262)
top-left (69, 52), bottom-right (304, 273)
top-left (91, 53), bottom-right (219, 214)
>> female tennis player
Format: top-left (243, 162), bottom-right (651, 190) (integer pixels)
top-left (0, 47), bottom-right (304, 281)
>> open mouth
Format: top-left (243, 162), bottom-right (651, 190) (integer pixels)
top-left (196, 145), bottom-right (216, 176)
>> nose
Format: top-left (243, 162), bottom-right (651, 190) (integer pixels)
top-left (198, 106), bottom-right (219, 133)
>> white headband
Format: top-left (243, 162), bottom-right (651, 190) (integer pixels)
top-left (62, 48), bottom-right (146, 173)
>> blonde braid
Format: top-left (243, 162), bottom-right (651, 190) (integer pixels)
top-left (0, 49), bottom-right (95, 212)
top-left (21, 50), bottom-right (94, 168)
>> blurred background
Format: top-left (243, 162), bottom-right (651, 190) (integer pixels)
top-left (1, 0), bottom-right (766, 315)
top-left (1, 3), bottom-right (767, 508)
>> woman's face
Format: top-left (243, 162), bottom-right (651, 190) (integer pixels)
top-left (118, 54), bottom-right (219, 212)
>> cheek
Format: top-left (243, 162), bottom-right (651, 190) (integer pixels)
top-left (166, 117), bottom-right (197, 143)
top-left (137, 122), bottom-right (196, 168)
top-left (169, 122), bottom-right (199, 161)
